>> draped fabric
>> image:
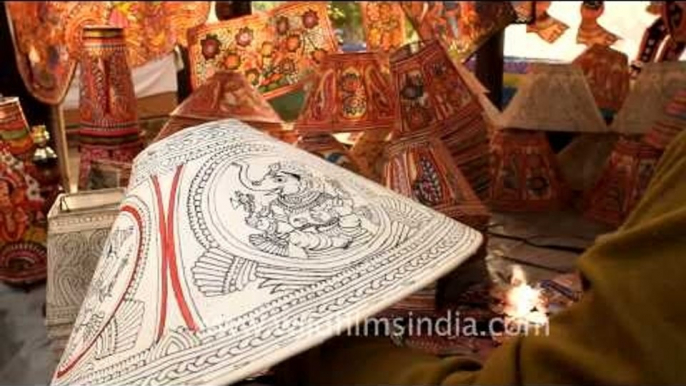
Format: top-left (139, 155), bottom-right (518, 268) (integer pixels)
top-left (5, 1), bottom-right (210, 104)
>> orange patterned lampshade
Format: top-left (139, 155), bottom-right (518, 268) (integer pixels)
top-left (383, 130), bottom-right (490, 231)
top-left (584, 137), bottom-right (663, 226)
top-left (294, 51), bottom-right (400, 134)
top-left (390, 40), bottom-right (492, 199)
top-left (500, 63), bottom-right (608, 133)
top-left (0, 97), bottom-right (35, 160)
top-left (155, 71), bottom-right (284, 142)
top-left (573, 44), bottom-right (630, 113)
top-left (490, 130), bottom-right (570, 211)
top-left (78, 25), bottom-right (143, 190)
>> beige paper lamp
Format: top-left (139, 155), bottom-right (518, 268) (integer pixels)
top-left (611, 61), bottom-right (686, 135)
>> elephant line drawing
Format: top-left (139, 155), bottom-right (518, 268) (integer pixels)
top-left (229, 161), bottom-right (379, 259)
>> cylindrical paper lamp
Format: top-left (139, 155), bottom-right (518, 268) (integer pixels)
top-left (77, 26), bottom-right (143, 190)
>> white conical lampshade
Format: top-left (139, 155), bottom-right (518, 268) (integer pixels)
top-left (611, 61), bottom-right (686, 135)
top-left (51, 120), bottom-right (482, 386)
top-left (500, 63), bottom-right (608, 132)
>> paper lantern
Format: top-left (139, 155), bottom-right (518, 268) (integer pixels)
top-left (0, 143), bottom-right (46, 285)
top-left (643, 89), bottom-right (686, 150)
top-left (391, 40), bottom-right (491, 199)
top-left (500, 63), bottom-right (608, 133)
top-left (51, 119), bottom-right (482, 386)
top-left (383, 131), bottom-right (490, 231)
top-left (0, 97), bottom-right (35, 160)
top-left (77, 26), bottom-right (144, 190)
top-left (46, 188), bottom-right (124, 356)
top-left (584, 137), bottom-right (663, 226)
top-left (295, 51), bottom-right (400, 134)
top-left (490, 130), bottom-right (569, 211)
top-left (573, 45), bottom-right (630, 114)
top-left (294, 51), bottom-right (399, 178)
top-left (612, 61), bottom-right (686, 135)
top-left (155, 71), bottom-right (284, 142)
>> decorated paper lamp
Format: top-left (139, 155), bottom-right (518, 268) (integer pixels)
top-left (294, 51), bottom-right (400, 178)
top-left (493, 64), bottom-right (607, 211)
top-left (0, 97), bottom-right (35, 161)
top-left (0, 143), bottom-right (46, 285)
top-left (572, 44), bottom-right (630, 116)
top-left (154, 71), bottom-right (284, 143)
top-left (391, 40), bottom-right (492, 199)
top-left (584, 138), bottom-right (663, 226)
top-left (46, 188), bottom-right (124, 356)
top-left (585, 88), bottom-right (686, 226)
top-left (383, 131), bottom-right (490, 231)
top-left (50, 120), bottom-right (482, 386)
top-left (77, 26), bottom-right (144, 190)
top-left (644, 89), bottom-right (686, 150)
top-left (611, 62), bottom-right (686, 136)
top-left (576, 1), bottom-right (620, 47)
top-left (381, 131), bottom-right (490, 317)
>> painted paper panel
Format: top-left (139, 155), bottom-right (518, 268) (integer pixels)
top-left (360, 2), bottom-right (406, 52)
top-left (188, 2), bottom-right (338, 99)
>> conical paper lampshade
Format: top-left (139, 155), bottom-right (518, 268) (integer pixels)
top-left (584, 137), bottom-right (663, 226)
top-left (155, 71), bottom-right (284, 142)
top-left (51, 119), bottom-right (482, 386)
top-left (500, 63), bottom-right (608, 133)
top-left (0, 97), bottom-right (35, 160)
top-left (77, 26), bottom-right (144, 190)
top-left (490, 130), bottom-right (569, 211)
top-left (390, 40), bottom-right (492, 199)
top-left (294, 51), bottom-right (399, 178)
top-left (295, 51), bottom-right (400, 134)
top-left (573, 44), bottom-right (630, 114)
top-left (611, 61), bottom-right (686, 135)
top-left (643, 88), bottom-right (686, 150)
top-left (383, 131), bottom-right (490, 231)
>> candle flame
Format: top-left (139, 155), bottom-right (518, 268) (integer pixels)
top-left (504, 266), bottom-right (548, 327)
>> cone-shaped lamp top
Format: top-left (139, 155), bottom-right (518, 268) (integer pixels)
top-left (500, 63), bottom-right (608, 132)
top-left (51, 119), bottom-right (482, 386)
top-left (294, 51), bottom-right (401, 134)
top-left (611, 61), bottom-right (686, 135)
